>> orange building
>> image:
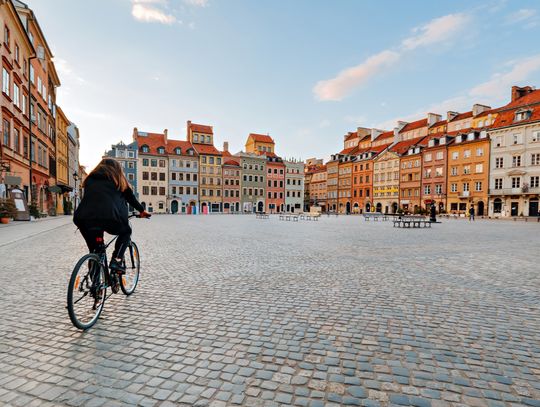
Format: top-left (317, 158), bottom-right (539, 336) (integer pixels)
top-left (399, 137), bottom-right (427, 213)
top-left (222, 149), bottom-right (240, 214)
top-left (310, 166), bottom-right (327, 211)
top-left (446, 129), bottom-right (490, 216)
top-left (338, 156), bottom-right (353, 214)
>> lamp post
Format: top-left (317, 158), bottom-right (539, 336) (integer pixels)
top-left (73, 171), bottom-right (79, 210)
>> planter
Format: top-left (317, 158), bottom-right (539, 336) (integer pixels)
top-left (0, 217), bottom-right (10, 224)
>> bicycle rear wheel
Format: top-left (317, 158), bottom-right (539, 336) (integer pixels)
top-left (120, 241), bottom-right (140, 296)
top-left (67, 254), bottom-right (107, 330)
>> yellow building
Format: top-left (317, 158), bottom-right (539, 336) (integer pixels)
top-left (55, 107), bottom-right (70, 214)
top-left (187, 121), bottom-right (223, 213)
top-left (245, 133), bottom-right (275, 155)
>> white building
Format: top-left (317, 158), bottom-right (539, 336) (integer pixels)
top-left (284, 159), bottom-right (304, 213)
top-left (489, 86), bottom-right (540, 217)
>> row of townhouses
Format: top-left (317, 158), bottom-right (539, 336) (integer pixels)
top-left (104, 121), bottom-right (305, 214)
top-left (0, 0), bottom-right (83, 216)
top-left (305, 85), bottom-right (540, 218)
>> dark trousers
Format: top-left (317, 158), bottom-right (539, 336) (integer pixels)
top-left (77, 221), bottom-right (132, 260)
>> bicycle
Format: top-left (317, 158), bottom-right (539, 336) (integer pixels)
top-left (67, 213), bottom-right (148, 330)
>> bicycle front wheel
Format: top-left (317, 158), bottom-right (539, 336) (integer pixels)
top-left (120, 241), bottom-right (140, 296)
top-left (67, 254), bottom-right (107, 330)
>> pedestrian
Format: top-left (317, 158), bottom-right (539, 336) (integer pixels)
top-left (73, 159), bottom-right (150, 289)
top-left (469, 205), bottom-right (475, 221)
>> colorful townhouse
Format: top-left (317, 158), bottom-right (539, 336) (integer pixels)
top-left (266, 155), bottom-right (285, 213)
top-left (222, 143), bottom-right (241, 213)
top-left (54, 106), bottom-right (70, 214)
top-left (421, 133), bottom-right (452, 213)
top-left (239, 152), bottom-right (266, 213)
top-left (309, 165), bottom-right (327, 211)
top-left (488, 86), bottom-right (540, 217)
top-left (0, 0), bottom-right (34, 202)
top-left (284, 159), bottom-right (304, 213)
top-left (187, 121), bottom-right (223, 213)
top-left (167, 139), bottom-right (198, 214)
top-left (134, 128), bottom-right (169, 213)
top-left (337, 155), bottom-right (353, 214)
top-left (326, 157), bottom-right (339, 212)
top-left (103, 140), bottom-right (138, 194)
top-left (304, 158), bottom-right (324, 211)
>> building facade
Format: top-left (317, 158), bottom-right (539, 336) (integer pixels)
top-left (284, 159), bottom-right (304, 213)
top-left (266, 155), bottom-right (285, 213)
top-left (421, 134), bottom-right (452, 213)
top-left (309, 166), bottom-right (326, 211)
top-left (326, 158), bottom-right (339, 212)
top-left (67, 123), bottom-right (80, 209)
top-left (337, 156), bottom-right (353, 214)
top-left (167, 139), bottom-right (198, 214)
top-left (239, 152), bottom-right (266, 213)
top-left (103, 140), bottom-right (138, 194)
top-left (54, 106), bottom-right (70, 214)
top-left (222, 156), bottom-right (240, 213)
top-left (372, 149), bottom-right (400, 214)
top-left (489, 86), bottom-right (540, 217)
top-left (134, 128), bottom-right (168, 213)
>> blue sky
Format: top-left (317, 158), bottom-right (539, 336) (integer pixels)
top-left (30, 0), bottom-right (540, 168)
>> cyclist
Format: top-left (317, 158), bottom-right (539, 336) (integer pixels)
top-left (74, 159), bottom-right (150, 280)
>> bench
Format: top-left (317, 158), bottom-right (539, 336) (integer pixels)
top-left (393, 219), bottom-right (432, 228)
top-left (256, 212), bottom-right (269, 219)
top-left (364, 213), bottom-right (390, 221)
top-left (279, 214), bottom-right (299, 221)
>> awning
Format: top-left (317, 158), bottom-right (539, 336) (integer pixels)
top-left (48, 184), bottom-right (73, 193)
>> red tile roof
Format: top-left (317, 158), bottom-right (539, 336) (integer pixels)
top-left (431, 119), bottom-right (447, 128)
top-left (193, 144), bottom-right (222, 156)
top-left (449, 111), bottom-right (473, 122)
top-left (249, 133), bottom-right (274, 144)
top-left (491, 89), bottom-right (540, 129)
top-left (167, 140), bottom-right (198, 156)
top-left (345, 132), bottom-right (358, 142)
top-left (390, 136), bottom-right (426, 155)
top-left (474, 109), bottom-right (496, 118)
top-left (188, 122), bottom-right (213, 134)
top-left (374, 131), bottom-right (394, 142)
top-left (339, 146), bottom-right (357, 155)
top-left (401, 119), bottom-right (427, 133)
top-left (135, 132), bottom-right (167, 155)
top-left (223, 157), bottom-right (240, 166)
top-left (500, 88), bottom-right (540, 110)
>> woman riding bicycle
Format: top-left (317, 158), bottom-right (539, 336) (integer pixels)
top-left (74, 159), bottom-right (150, 274)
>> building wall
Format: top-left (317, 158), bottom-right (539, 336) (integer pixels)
top-left (421, 143), bottom-right (448, 212)
top-left (222, 163), bottom-right (240, 213)
top-left (199, 153), bottom-right (223, 212)
top-left (310, 169), bottom-right (327, 210)
top-left (446, 133), bottom-right (490, 215)
top-left (489, 123), bottom-right (540, 217)
top-left (168, 154), bottom-right (198, 214)
top-left (373, 151), bottom-right (400, 213)
top-left (138, 154), bottom-right (168, 213)
top-left (266, 159), bottom-right (285, 213)
top-left (352, 157), bottom-right (373, 213)
top-left (337, 159), bottom-right (352, 213)
top-left (399, 153), bottom-right (422, 212)
top-left (284, 160), bottom-right (304, 213)
top-left (326, 160), bottom-right (338, 212)
top-left (240, 154), bottom-right (266, 212)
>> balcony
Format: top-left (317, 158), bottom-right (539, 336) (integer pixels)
top-left (489, 187), bottom-right (540, 196)
top-left (459, 191), bottom-right (470, 198)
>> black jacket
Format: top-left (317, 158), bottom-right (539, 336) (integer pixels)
top-left (74, 174), bottom-right (144, 225)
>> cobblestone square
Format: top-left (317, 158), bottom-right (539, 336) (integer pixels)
top-left (0, 215), bottom-right (539, 407)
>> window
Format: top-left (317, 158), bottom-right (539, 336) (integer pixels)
top-left (13, 128), bottom-right (19, 152)
top-left (159, 160), bottom-right (165, 167)
top-left (3, 119), bottom-right (10, 147)
top-left (159, 187), bottom-right (166, 195)
top-left (159, 172), bottom-right (165, 181)
top-left (142, 171), bottom-right (149, 180)
top-left (151, 187), bottom-right (158, 195)
top-left (451, 167), bottom-right (458, 176)
top-left (494, 178), bottom-right (502, 190)
top-left (531, 176), bottom-right (539, 188)
top-left (22, 94), bottom-right (26, 115)
top-left (452, 151), bottom-right (459, 160)
top-left (13, 83), bottom-right (19, 108)
top-left (4, 25), bottom-right (9, 47)
top-left (424, 185), bottom-right (431, 195)
top-left (512, 134), bottom-right (522, 145)
top-left (463, 165), bottom-right (470, 175)
top-left (475, 181), bottom-right (482, 191)
top-left (151, 172), bottom-right (157, 181)
top-left (435, 167), bottom-right (443, 177)
top-left (511, 177), bottom-right (520, 189)
top-left (476, 148), bottom-right (483, 156)
top-left (495, 136), bottom-right (502, 147)
top-left (151, 159), bottom-right (157, 167)
top-left (2, 68), bottom-right (10, 96)
top-left (143, 186), bottom-right (149, 195)
top-left (463, 183), bottom-right (469, 192)
top-left (128, 162), bottom-right (134, 169)
top-left (493, 198), bottom-right (502, 213)
top-left (142, 158), bottom-right (149, 166)
top-left (424, 153), bottom-right (432, 162)
top-left (128, 173), bottom-right (135, 181)
top-left (175, 148), bottom-right (181, 155)
top-left (464, 150), bottom-right (471, 158)
top-left (531, 153), bottom-right (540, 166)
top-left (532, 131), bottom-right (540, 142)
top-left (141, 145), bottom-right (149, 153)
top-left (30, 65), bottom-right (34, 84)
top-left (159, 202), bottom-right (164, 209)
top-left (435, 184), bottom-right (442, 194)
top-left (158, 147), bottom-right (165, 154)
top-left (495, 157), bottom-right (503, 168)
top-left (512, 156), bottom-right (521, 167)
top-left (475, 164), bottom-right (483, 173)
top-left (436, 151), bottom-right (443, 160)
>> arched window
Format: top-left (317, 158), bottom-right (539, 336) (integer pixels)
top-left (175, 147), bottom-right (181, 155)
top-left (158, 147), bottom-right (165, 154)
top-left (141, 145), bottom-right (149, 153)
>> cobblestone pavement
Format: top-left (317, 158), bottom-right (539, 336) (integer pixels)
top-left (0, 215), bottom-right (539, 407)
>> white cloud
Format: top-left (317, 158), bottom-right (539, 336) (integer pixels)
top-left (184, 0), bottom-right (209, 7)
top-left (54, 58), bottom-right (85, 84)
top-left (376, 54), bottom-right (540, 129)
top-left (314, 13), bottom-right (469, 102)
top-left (505, 9), bottom-right (539, 28)
top-left (402, 13), bottom-right (470, 50)
top-left (314, 50), bottom-right (400, 101)
top-left (131, 2), bottom-right (176, 24)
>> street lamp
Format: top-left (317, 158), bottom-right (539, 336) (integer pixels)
top-left (73, 172), bottom-right (79, 210)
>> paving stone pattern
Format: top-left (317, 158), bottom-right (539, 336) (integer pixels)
top-left (0, 215), bottom-right (539, 406)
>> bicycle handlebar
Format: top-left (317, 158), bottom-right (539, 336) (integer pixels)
top-left (128, 212), bottom-right (151, 219)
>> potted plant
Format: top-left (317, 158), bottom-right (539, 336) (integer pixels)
top-left (0, 198), bottom-right (17, 224)
top-left (29, 200), bottom-right (41, 219)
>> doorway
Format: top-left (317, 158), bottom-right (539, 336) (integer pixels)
top-left (529, 199), bottom-right (539, 216)
top-left (477, 201), bottom-right (484, 216)
top-left (171, 200), bottom-right (178, 214)
top-left (511, 201), bottom-right (519, 216)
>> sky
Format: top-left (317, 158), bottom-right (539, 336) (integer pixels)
top-left (28, 0), bottom-right (540, 169)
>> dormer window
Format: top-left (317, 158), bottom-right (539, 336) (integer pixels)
top-left (515, 109), bottom-right (532, 122)
top-left (188, 149), bottom-right (194, 155)
top-left (141, 145), bottom-right (149, 153)
top-left (193, 134), bottom-right (199, 142)
top-left (175, 147), bottom-right (181, 155)
top-left (157, 147), bottom-right (165, 154)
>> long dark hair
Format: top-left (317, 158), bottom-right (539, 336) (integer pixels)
top-left (84, 158), bottom-right (130, 192)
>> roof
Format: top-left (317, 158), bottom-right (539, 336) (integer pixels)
top-left (345, 132), bottom-right (358, 142)
top-left (491, 89), bottom-right (540, 129)
top-left (339, 146), bottom-right (357, 155)
top-left (135, 132), bottom-right (168, 155)
top-left (400, 119), bottom-right (427, 133)
top-left (449, 111), bottom-right (473, 122)
top-left (167, 140), bottom-right (197, 156)
top-left (193, 144), bottom-right (222, 156)
top-left (374, 130), bottom-right (394, 142)
top-left (474, 109), bottom-right (496, 118)
top-left (249, 133), bottom-right (274, 144)
top-left (221, 150), bottom-right (232, 157)
top-left (431, 119), bottom-right (447, 128)
top-left (223, 158), bottom-right (240, 166)
top-left (188, 121), bottom-right (213, 134)
top-left (390, 136), bottom-right (426, 155)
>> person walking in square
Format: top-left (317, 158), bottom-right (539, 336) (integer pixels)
top-left (469, 205), bottom-right (475, 221)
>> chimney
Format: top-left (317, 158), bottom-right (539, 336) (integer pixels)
top-left (447, 111), bottom-right (459, 121)
top-left (223, 141), bottom-right (229, 152)
top-left (163, 129), bottom-right (168, 142)
top-left (427, 112), bottom-right (442, 127)
top-left (186, 120), bottom-right (191, 140)
top-left (370, 128), bottom-right (382, 142)
top-left (511, 85), bottom-right (535, 102)
top-left (472, 104), bottom-right (491, 117)
top-left (132, 127), bottom-right (138, 141)
top-left (397, 121), bottom-right (408, 132)
top-left (393, 127), bottom-right (401, 144)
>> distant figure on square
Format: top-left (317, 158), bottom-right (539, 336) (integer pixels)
top-left (469, 205), bottom-right (475, 221)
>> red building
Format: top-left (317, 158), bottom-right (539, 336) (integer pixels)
top-left (421, 133), bottom-right (453, 212)
top-left (266, 155), bottom-right (285, 213)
